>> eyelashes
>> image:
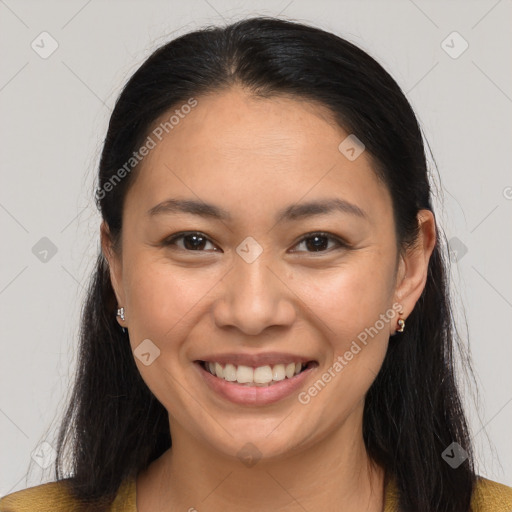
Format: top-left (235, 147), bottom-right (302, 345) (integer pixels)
top-left (161, 231), bottom-right (350, 254)
top-left (290, 232), bottom-right (349, 253)
top-left (163, 232), bottom-right (218, 252)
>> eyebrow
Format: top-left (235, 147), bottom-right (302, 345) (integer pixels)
top-left (147, 197), bottom-right (367, 222)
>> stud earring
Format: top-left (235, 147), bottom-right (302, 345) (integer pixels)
top-left (116, 307), bottom-right (125, 321)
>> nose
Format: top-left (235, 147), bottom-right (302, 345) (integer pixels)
top-left (212, 253), bottom-right (297, 336)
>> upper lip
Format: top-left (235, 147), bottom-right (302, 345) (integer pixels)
top-left (195, 352), bottom-right (317, 368)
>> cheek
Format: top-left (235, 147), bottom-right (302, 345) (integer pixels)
top-left (121, 256), bottom-right (217, 411)
top-left (122, 254), bottom-right (218, 343)
top-left (295, 266), bottom-right (393, 419)
top-left (297, 251), bottom-right (396, 395)
top-left (298, 254), bottom-right (396, 343)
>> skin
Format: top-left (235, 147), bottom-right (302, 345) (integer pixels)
top-left (102, 86), bottom-right (436, 512)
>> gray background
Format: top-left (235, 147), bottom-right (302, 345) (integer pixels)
top-left (1, 0), bottom-right (511, 495)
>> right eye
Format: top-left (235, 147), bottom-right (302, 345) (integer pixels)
top-left (162, 232), bottom-right (220, 252)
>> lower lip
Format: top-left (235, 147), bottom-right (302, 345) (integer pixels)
top-left (194, 362), bottom-right (317, 406)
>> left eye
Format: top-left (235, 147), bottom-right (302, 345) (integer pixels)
top-left (291, 233), bottom-right (346, 253)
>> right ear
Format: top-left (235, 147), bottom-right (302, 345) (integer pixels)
top-left (100, 221), bottom-right (125, 309)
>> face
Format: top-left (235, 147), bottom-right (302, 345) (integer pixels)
top-left (104, 87), bottom-right (432, 462)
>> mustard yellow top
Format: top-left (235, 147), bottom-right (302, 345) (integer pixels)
top-left (1, 474), bottom-right (512, 511)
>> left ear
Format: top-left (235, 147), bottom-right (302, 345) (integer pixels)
top-left (394, 210), bottom-right (437, 321)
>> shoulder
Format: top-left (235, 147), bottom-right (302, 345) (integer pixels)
top-left (383, 474), bottom-right (512, 512)
top-left (0, 476), bottom-right (136, 512)
top-left (472, 476), bottom-right (512, 511)
top-left (0, 479), bottom-right (76, 512)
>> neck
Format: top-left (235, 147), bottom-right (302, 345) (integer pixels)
top-left (137, 410), bottom-right (385, 511)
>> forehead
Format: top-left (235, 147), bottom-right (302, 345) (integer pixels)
top-left (125, 87), bottom-right (392, 223)
top-left (152, 88), bottom-right (345, 165)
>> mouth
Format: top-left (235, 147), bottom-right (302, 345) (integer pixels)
top-left (196, 360), bottom-right (318, 387)
top-left (193, 359), bottom-right (319, 406)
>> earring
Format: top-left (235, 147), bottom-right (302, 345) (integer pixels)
top-left (397, 317), bottom-right (405, 333)
top-left (116, 307), bottom-right (125, 321)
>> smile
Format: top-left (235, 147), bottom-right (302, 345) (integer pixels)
top-left (199, 360), bottom-right (315, 386)
top-left (194, 359), bottom-right (319, 406)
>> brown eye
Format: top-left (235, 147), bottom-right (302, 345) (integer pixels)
top-left (163, 232), bottom-right (219, 252)
top-left (291, 232), bottom-right (347, 253)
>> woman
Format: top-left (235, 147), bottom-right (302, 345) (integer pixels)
top-left (1, 16), bottom-right (511, 512)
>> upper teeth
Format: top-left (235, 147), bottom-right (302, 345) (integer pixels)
top-left (206, 362), bottom-right (305, 386)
